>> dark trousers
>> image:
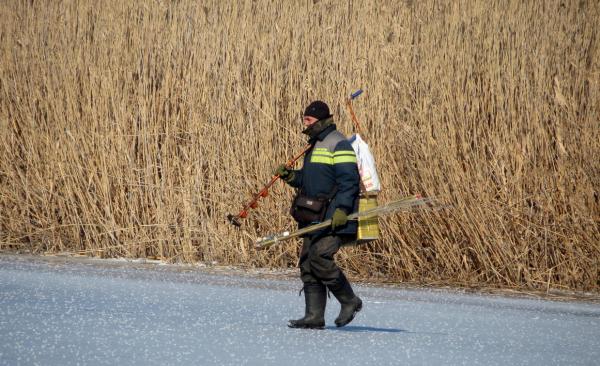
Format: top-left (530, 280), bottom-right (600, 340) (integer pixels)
top-left (299, 234), bottom-right (354, 286)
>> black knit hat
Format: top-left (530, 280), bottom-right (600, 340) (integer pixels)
top-left (303, 101), bottom-right (332, 121)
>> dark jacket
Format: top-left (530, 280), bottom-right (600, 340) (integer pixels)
top-left (288, 123), bottom-right (360, 236)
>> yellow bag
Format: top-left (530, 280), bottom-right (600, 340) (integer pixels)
top-left (357, 193), bottom-right (380, 242)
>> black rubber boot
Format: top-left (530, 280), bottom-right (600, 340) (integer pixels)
top-left (288, 283), bottom-right (326, 329)
top-left (328, 273), bottom-right (362, 327)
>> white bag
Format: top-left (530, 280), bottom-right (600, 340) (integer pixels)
top-left (348, 134), bottom-right (381, 192)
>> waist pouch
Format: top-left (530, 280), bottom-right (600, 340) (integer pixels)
top-left (290, 187), bottom-right (337, 225)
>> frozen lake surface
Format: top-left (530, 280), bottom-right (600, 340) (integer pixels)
top-left (1, 254), bottom-right (599, 365)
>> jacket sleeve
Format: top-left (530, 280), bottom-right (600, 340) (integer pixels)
top-left (287, 169), bottom-right (303, 188)
top-left (332, 140), bottom-right (360, 213)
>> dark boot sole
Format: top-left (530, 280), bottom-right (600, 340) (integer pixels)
top-left (287, 322), bottom-right (325, 330)
top-left (335, 301), bottom-right (363, 327)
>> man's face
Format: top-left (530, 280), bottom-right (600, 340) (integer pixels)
top-left (302, 115), bottom-right (318, 128)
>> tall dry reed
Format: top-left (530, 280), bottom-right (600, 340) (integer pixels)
top-left (1, 0), bottom-right (598, 291)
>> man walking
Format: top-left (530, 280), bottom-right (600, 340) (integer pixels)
top-left (275, 100), bottom-right (362, 329)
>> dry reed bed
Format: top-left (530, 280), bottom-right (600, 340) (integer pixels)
top-left (0, 0), bottom-right (598, 291)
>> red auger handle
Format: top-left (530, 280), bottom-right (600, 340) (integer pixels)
top-left (231, 143), bottom-right (312, 225)
top-left (285, 144), bottom-right (312, 168)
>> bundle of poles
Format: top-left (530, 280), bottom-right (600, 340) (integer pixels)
top-left (254, 195), bottom-right (435, 249)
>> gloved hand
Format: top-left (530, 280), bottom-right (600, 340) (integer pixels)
top-left (274, 164), bottom-right (294, 182)
top-left (331, 208), bottom-right (348, 230)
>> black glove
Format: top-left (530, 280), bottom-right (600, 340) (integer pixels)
top-left (331, 208), bottom-right (348, 230)
top-left (274, 164), bottom-right (294, 182)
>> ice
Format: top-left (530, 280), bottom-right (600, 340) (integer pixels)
top-left (0, 254), bottom-right (599, 366)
